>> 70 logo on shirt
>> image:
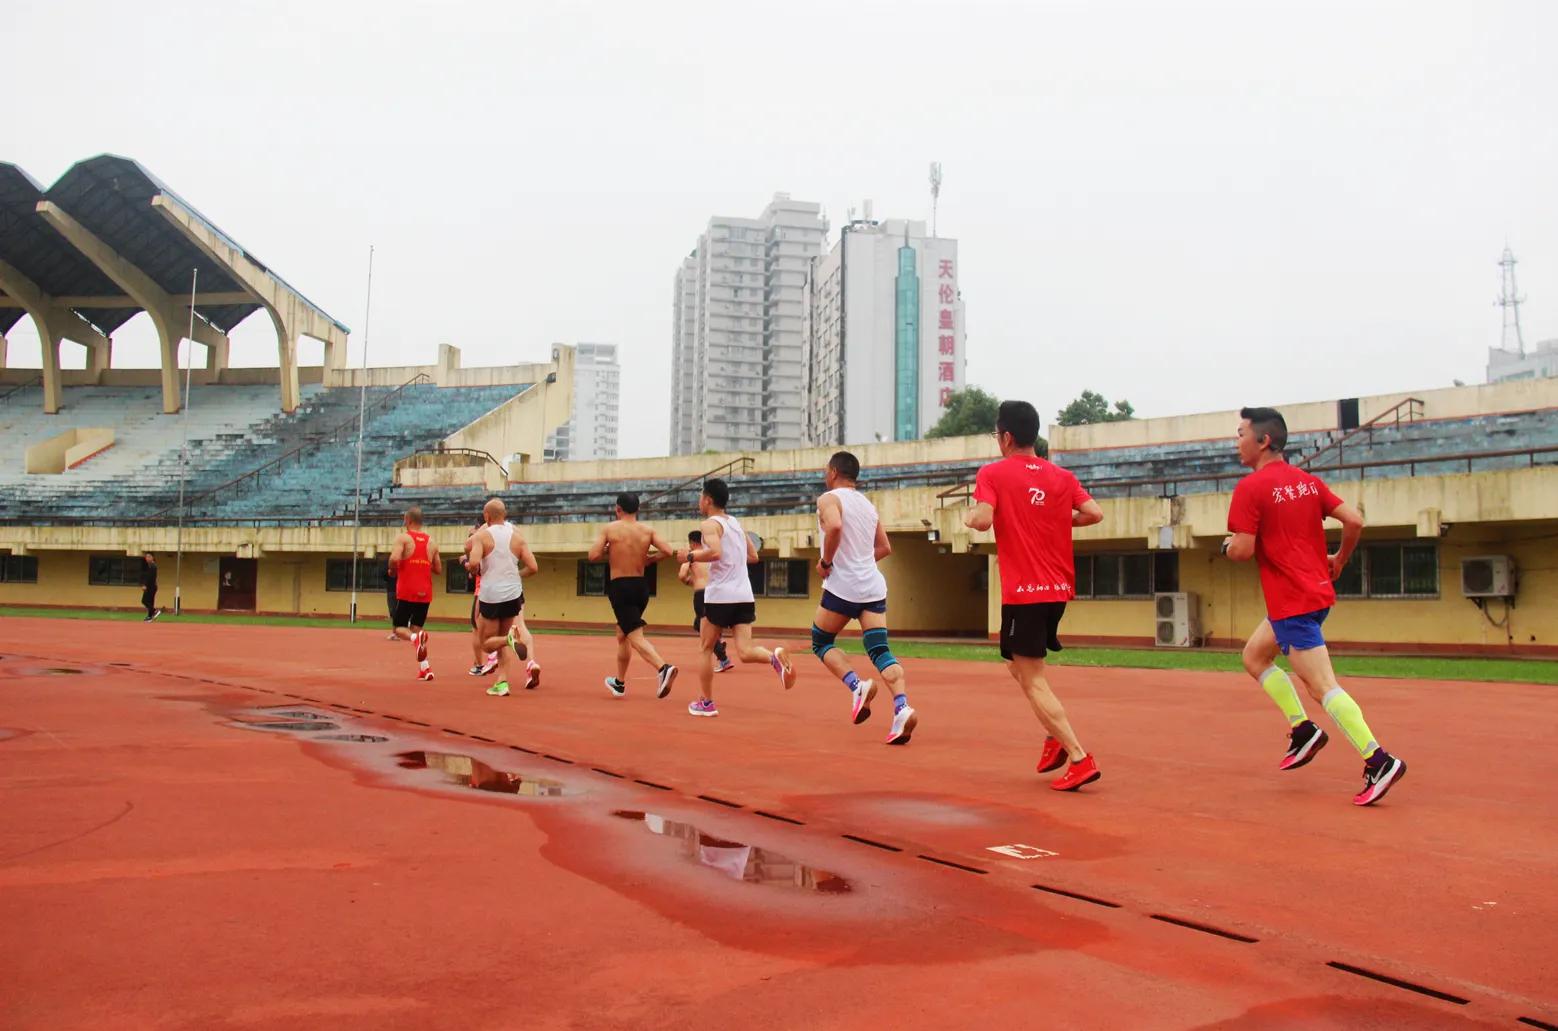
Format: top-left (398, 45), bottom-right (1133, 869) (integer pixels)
top-left (1026, 488), bottom-right (1048, 506)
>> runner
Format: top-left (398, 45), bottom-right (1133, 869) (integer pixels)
top-left (589, 492), bottom-right (679, 699)
top-left (463, 517), bottom-right (499, 677)
top-left (464, 498), bottom-right (539, 697)
top-left (388, 506), bottom-right (442, 681)
top-left (810, 451), bottom-right (918, 744)
top-left (384, 558), bottom-right (399, 640)
top-left (673, 478), bottom-right (796, 717)
top-left (965, 400), bottom-right (1104, 791)
top-left (1223, 405), bottom-right (1407, 806)
top-left (678, 530), bottom-right (733, 674)
top-left (139, 553), bottom-right (161, 622)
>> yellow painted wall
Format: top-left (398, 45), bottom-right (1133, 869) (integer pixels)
top-left (0, 549), bottom-right (221, 611)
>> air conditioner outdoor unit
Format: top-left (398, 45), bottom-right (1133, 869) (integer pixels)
top-left (1460, 556), bottom-right (1516, 599)
top-left (1155, 592), bottom-right (1200, 648)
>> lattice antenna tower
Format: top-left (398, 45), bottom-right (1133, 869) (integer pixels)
top-left (1496, 245), bottom-right (1526, 356)
top-left (929, 162), bottom-right (943, 237)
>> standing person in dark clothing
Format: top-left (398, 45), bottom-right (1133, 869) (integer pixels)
top-left (385, 559), bottom-right (400, 640)
top-left (140, 554), bottom-right (161, 622)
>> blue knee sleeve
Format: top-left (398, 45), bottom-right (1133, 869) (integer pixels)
top-left (810, 624), bottom-right (838, 659)
top-left (863, 628), bottom-right (898, 672)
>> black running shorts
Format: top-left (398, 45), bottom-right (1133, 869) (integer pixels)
top-left (605, 575), bottom-right (650, 635)
top-left (394, 599), bottom-right (430, 629)
top-left (703, 600), bottom-right (756, 629)
top-left (1000, 601), bottom-right (1066, 661)
top-left (478, 597), bottom-right (522, 621)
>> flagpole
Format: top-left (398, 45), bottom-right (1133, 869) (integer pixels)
top-left (348, 246), bottom-right (374, 622)
top-left (173, 267), bottom-right (198, 615)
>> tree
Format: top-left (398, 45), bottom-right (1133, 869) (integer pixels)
top-left (927, 386), bottom-right (1046, 455)
top-left (926, 386), bottom-right (1001, 439)
top-left (1056, 389), bottom-right (1135, 427)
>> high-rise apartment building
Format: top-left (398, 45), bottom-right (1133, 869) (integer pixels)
top-left (669, 194), bottom-right (828, 454)
top-left (803, 218), bottom-right (965, 446)
top-left (544, 342), bottom-right (620, 462)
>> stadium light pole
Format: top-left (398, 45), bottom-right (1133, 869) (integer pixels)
top-left (348, 245), bottom-right (375, 623)
top-left (173, 268), bottom-right (198, 616)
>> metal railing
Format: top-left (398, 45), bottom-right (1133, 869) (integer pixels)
top-left (0, 375), bottom-right (42, 403)
top-left (639, 456), bottom-right (756, 510)
top-left (935, 442), bottom-right (1558, 506)
top-left (398, 446), bottom-right (510, 481)
top-left (1298, 397), bottom-right (1424, 470)
top-left (146, 372), bottom-right (433, 519)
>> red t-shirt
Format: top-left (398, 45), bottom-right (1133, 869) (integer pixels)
top-left (395, 530), bottom-right (434, 602)
top-left (974, 454), bottom-right (1092, 604)
top-left (1227, 461), bottom-right (1343, 620)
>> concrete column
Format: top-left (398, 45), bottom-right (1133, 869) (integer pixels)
top-left (0, 257), bottom-right (107, 414)
top-left (153, 196), bottom-right (349, 414)
top-left (34, 201), bottom-right (228, 415)
top-left (0, 331), bottom-right (7, 369)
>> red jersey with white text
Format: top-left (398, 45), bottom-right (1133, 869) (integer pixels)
top-left (974, 454), bottom-right (1092, 604)
top-left (1227, 460), bottom-right (1343, 620)
top-left (395, 530), bottom-right (433, 603)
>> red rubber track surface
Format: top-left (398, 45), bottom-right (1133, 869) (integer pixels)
top-left (2, 617), bottom-right (1553, 1030)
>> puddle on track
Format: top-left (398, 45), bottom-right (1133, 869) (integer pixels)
top-left (397, 750), bottom-right (574, 797)
top-left (611, 810), bottom-right (851, 894)
top-left (235, 719), bottom-right (341, 733)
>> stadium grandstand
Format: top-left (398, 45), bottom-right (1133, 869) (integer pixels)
top-left (4, 258), bottom-right (1556, 662)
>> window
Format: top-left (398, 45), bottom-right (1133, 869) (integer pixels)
top-left (89, 556), bottom-right (144, 587)
top-left (577, 561), bottom-right (658, 597)
top-left (325, 559), bottom-right (388, 593)
top-left (750, 559), bottom-right (808, 598)
top-left (447, 564), bottom-right (474, 594)
top-left (1334, 543), bottom-right (1438, 599)
top-left (1074, 551), bottom-right (1179, 599)
top-left (0, 555), bottom-right (38, 583)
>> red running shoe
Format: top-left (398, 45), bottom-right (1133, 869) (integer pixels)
top-left (415, 630), bottom-right (429, 663)
top-left (1050, 754), bottom-right (1101, 792)
top-left (1036, 737), bottom-right (1067, 774)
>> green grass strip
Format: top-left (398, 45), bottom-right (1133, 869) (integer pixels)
top-left (3, 605), bottom-right (1553, 684)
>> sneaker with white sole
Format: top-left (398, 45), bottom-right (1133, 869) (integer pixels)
top-left (478, 654), bottom-right (500, 676)
top-left (1280, 720), bottom-right (1329, 771)
top-left (524, 661), bottom-right (541, 690)
top-left (1353, 752), bottom-right (1406, 806)
top-left (605, 677), bottom-right (626, 698)
top-left (770, 647), bottom-right (796, 690)
top-left (885, 704), bottom-right (918, 745)
top-left (467, 664), bottom-right (485, 676)
top-left (716, 658), bottom-right (735, 673)
top-left (850, 679), bottom-right (877, 725)
top-left (656, 664), bottom-right (678, 699)
top-left (688, 698), bottom-right (719, 717)
top-left (417, 668), bottom-right (435, 682)
top-left (507, 628), bottom-right (527, 661)
top-left (415, 630), bottom-right (429, 663)
top-left (486, 681), bottom-right (510, 697)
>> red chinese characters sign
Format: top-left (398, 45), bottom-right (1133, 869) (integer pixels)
top-left (935, 258), bottom-right (956, 409)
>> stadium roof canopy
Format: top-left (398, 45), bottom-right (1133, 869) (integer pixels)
top-left (0, 154), bottom-right (350, 414)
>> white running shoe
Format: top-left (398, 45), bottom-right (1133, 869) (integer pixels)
top-left (885, 704), bottom-right (918, 746)
top-left (477, 655), bottom-right (500, 676)
top-left (770, 647), bottom-right (796, 690)
top-left (656, 664), bottom-right (678, 699)
top-left (605, 676), bottom-right (626, 698)
top-left (524, 661), bottom-right (541, 690)
top-left (850, 679), bottom-right (877, 725)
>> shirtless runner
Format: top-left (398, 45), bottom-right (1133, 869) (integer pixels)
top-left (589, 492), bottom-right (679, 699)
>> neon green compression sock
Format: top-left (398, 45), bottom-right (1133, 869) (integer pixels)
top-left (1322, 687), bottom-right (1380, 758)
top-left (1258, 666), bottom-right (1308, 727)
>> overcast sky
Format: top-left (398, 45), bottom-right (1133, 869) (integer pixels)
top-left (9, 0), bottom-right (1556, 455)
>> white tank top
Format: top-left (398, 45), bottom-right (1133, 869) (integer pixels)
top-left (820, 487), bottom-right (888, 603)
top-left (704, 514), bottom-right (755, 605)
top-left (478, 522), bottom-right (523, 603)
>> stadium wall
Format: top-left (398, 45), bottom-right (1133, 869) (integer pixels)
top-left (1049, 377), bottom-right (1558, 452)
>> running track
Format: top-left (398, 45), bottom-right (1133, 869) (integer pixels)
top-left (2, 617), bottom-right (1554, 1029)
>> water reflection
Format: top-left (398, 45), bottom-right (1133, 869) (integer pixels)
top-left (397, 750), bottom-right (571, 797)
top-left (611, 810), bottom-right (850, 893)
